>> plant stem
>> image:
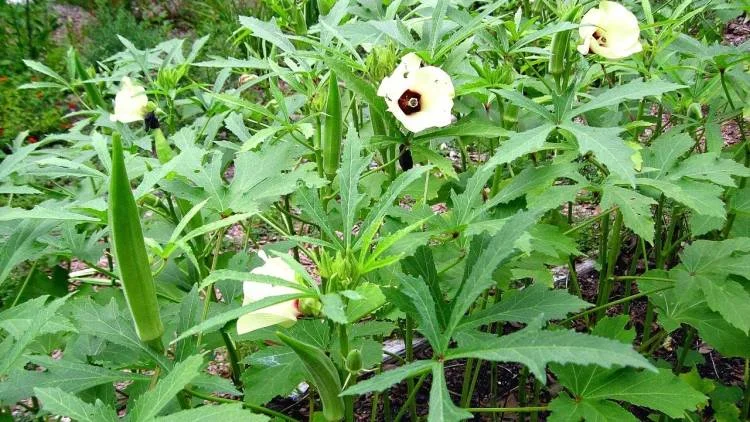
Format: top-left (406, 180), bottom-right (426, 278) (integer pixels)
top-left (339, 324), bottom-right (354, 422)
top-left (653, 195), bottom-right (666, 269)
top-left (566, 256), bottom-right (582, 298)
top-left (558, 285), bottom-right (673, 325)
top-left (460, 359), bottom-right (475, 407)
top-left (466, 406), bottom-right (548, 413)
top-left (220, 326), bottom-right (243, 390)
top-left (530, 379), bottom-right (542, 422)
top-left (11, 261), bottom-right (37, 307)
top-left (741, 358), bottom-right (750, 420)
top-left (518, 366), bottom-right (529, 421)
top-left (183, 388), bottom-right (298, 422)
top-left (597, 210), bottom-right (623, 319)
top-left (196, 228), bottom-right (226, 348)
top-left (675, 326), bottom-right (696, 374)
top-left (394, 373), bottom-right (428, 422)
top-left (404, 317), bottom-right (417, 420)
top-left (642, 300), bottom-right (655, 346)
top-left (563, 207), bottom-right (617, 236)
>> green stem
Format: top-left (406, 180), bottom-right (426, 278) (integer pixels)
top-left (563, 207), bottom-right (617, 236)
top-left (220, 326), bottom-right (243, 390)
top-left (653, 195), bottom-right (666, 269)
top-left (394, 373), bottom-right (428, 422)
top-left (518, 366), bottom-right (529, 421)
top-left (642, 300), bottom-right (655, 346)
top-left (675, 326), bottom-right (696, 374)
top-left (530, 379), bottom-right (541, 422)
top-left (339, 324), bottom-right (353, 422)
top-left (196, 228), bottom-right (226, 348)
top-left (404, 317), bottom-right (417, 420)
top-left (741, 358), bottom-right (749, 420)
top-left (11, 261), bottom-right (37, 307)
top-left (558, 285), bottom-right (673, 325)
top-left (566, 256), bottom-right (582, 298)
top-left (183, 388), bottom-right (298, 422)
top-left (460, 359), bottom-right (475, 406)
top-left (597, 210), bottom-right (623, 319)
top-left (466, 406), bottom-right (548, 413)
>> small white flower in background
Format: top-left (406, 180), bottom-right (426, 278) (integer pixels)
top-left (237, 251), bottom-right (301, 335)
top-left (110, 76), bottom-right (148, 123)
top-left (377, 52), bottom-right (455, 133)
top-left (577, 1), bottom-right (642, 60)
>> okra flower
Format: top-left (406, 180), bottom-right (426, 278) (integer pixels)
top-left (377, 53), bottom-right (455, 133)
top-left (577, 1), bottom-right (642, 60)
top-left (237, 251), bottom-right (301, 335)
top-left (110, 76), bottom-right (148, 123)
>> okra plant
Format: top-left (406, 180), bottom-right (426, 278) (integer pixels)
top-left (1, 0), bottom-right (749, 421)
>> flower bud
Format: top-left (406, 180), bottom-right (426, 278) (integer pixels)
top-left (345, 349), bottom-right (363, 373)
top-left (299, 297), bottom-right (322, 317)
top-left (365, 45), bottom-right (398, 83)
top-left (687, 103), bottom-right (703, 122)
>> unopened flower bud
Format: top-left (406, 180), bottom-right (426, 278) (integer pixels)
top-left (345, 349), bottom-right (363, 372)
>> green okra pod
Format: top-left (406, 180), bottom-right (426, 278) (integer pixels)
top-left (109, 133), bottom-right (164, 343)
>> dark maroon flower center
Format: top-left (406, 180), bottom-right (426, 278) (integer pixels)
top-left (398, 89), bottom-right (421, 115)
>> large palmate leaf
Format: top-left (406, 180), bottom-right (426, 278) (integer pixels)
top-left (341, 360), bottom-right (435, 396)
top-left (671, 239), bottom-right (750, 333)
top-left (550, 367), bottom-right (706, 420)
top-left (446, 209), bottom-right (542, 338)
top-left (560, 122), bottom-right (636, 183)
top-left (0, 295), bottom-right (73, 377)
top-left (458, 283), bottom-right (590, 330)
top-left (241, 346), bottom-right (305, 405)
top-left (0, 219), bottom-right (58, 288)
top-left (396, 274), bottom-right (444, 350)
top-left (451, 324), bottom-right (654, 380)
top-left (69, 298), bottom-right (169, 368)
top-left (0, 356), bottom-right (148, 405)
top-left (338, 132), bottom-right (371, 248)
top-left (485, 124), bottom-right (555, 168)
top-left (643, 275), bottom-right (750, 358)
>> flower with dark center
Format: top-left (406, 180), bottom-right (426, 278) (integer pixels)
top-left (111, 76), bottom-right (148, 123)
top-left (577, 1), bottom-right (642, 60)
top-left (377, 53), bottom-right (455, 133)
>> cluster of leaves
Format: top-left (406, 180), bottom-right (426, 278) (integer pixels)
top-left (1, 0), bottom-right (749, 421)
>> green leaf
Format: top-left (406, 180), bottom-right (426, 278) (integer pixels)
top-left (402, 246), bottom-right (449, 328)
top-left (567, 79), bottom-right (684, 119)
top-left (492, 89), bottom-right (553, 121)
top-left (200, 270), bottom-right (311, 293)
top-left (69, 298), bottom-right (168, 368)
top-left (34, 387), bottom-right (118, 422)
top-left (647, 285), bottom-right (750, 358)
top-left (553, 365), bottom-right (707, 419)
top-left (239, 16), bottom-right (296, 53)
top-left (241, 346), bottom-right (305, 405)
top-left (451, 325), bottom-right (654, 381)
top-left (0, 295), bottom-right (73, 376)
top-left (341, 360), bottom-right (435, 395)
top-left (0, 206), bottom-right (98, 222)
top-left (339, 132), bottom-right (371, 248)
top-left (172, 293), bottom-right (307, 344)
top-left (560, 122), bottom-right (636, 183)
top-left (345, 283), bottom-right (386, 323)
top-left (601, 184), bottom-right (657, 243)
top-left (0, 219), bottom-right (58, 289)
top-left (428, 363), bottom-right (473, 422)
top-left (0, 356), bottom-right (148, 404)
top-left (355, 165), bottom-right (432, 251)
top-left (413, 118), bottom-right (512, 142)
top-left (548, 393), bottom-right (637, 422)
top-left (321, 293), bottom-right (348, 324)
top-left (129, 355), bottom-right (204, 421)
top-left (485, 124), bottom-right (555, 168)
top-left (668, 152), bottom-right (750, 187)
top-left (155, 404), bottom-right (268, 422)
top-left (295, 187), bottom-right (343, 249)
top-left (641, 130), bottom-right (693, 179)
top-left (398, 274), bottom-right (445, 351)
top-left (458, 284), bottom-right (590, 330)
top-left (447, 209), bottom-right (542, 336)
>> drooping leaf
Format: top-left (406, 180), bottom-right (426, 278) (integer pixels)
top-left (241, 346), bottom-right (305, 405)
top-left (428, 363), bottom-right (473, 422)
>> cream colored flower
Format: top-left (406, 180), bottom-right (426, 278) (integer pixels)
top-left (111, 76), bottom-right (148, 123)
top-left (377, 53), bottom-right (455, 133)
top-left (577, 1), bottom-right (642, 60)
top-left (237, 251), bottom-right (301, 335)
